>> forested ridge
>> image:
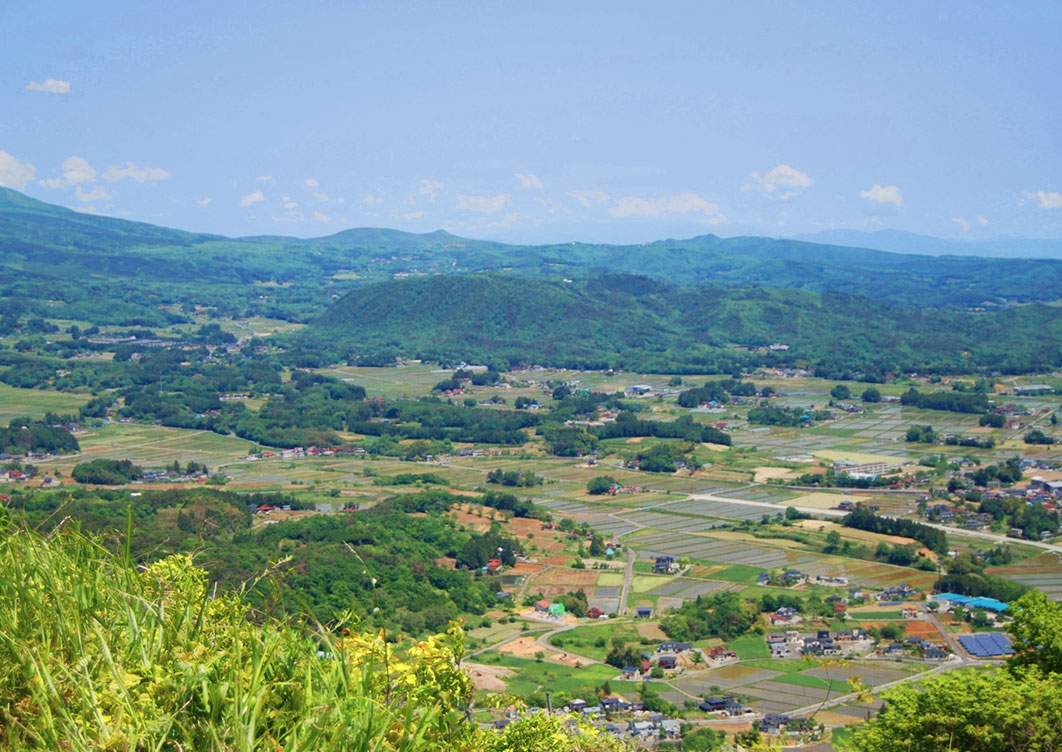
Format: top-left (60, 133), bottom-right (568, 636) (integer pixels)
top-left (308, 273), bottom-right (1062, 374)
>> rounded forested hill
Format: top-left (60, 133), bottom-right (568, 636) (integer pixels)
top-left (308, 272), bottom-right (1062, 374)
top-left (312, 273), bottom-right (675, 365)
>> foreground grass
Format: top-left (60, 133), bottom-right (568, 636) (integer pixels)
top-left (0, 519), bottom-right (630, 751)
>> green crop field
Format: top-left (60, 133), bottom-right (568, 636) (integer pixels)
top-left (707, 563), bottom-right (765, 584)
top-left (315, 363), bottom-right (453, 398)
top-left (773, 672), bottom-right (853, 694)
top-left (547, 622), bottom-right (652, 662)
top-left (0, 384), bottom-right (92, 422)
top-left (729, 635), bottom-right (769, 660)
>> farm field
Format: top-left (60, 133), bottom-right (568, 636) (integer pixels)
top-left (0, 383), bottom-right (92, 422)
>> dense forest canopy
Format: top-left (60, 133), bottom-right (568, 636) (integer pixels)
top-left (307, 274), bottom-right (1062, 374)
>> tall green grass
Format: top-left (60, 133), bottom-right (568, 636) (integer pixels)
top-left (0, 519), bottom-right (477, 751)
top-left (0, 519), bottom-right (633, 751)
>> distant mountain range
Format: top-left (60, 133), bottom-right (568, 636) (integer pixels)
top-left (2, 187), bottom-right (1061, 327)
top-left (794, 229), bottom-right (1062, 259)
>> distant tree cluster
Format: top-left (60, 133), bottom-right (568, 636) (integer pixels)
top-left (900, 388), bottom-right (988, 414)
top-left (842, 508), bottom-right (947, 554)
top-left (0, 418), bottom-right (79, 455)
top-left (486, 468), bottom-right (543, 487)
top-left (72, 459), bottom-right (143, 485)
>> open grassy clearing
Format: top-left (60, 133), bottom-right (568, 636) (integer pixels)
top-left (729, 635), bottom-right (769, 660)
top-left (473, 651), bottom-right (619, 696)
top-left (315, 363), bottom-right (463, 398)
top-left (547, 622), bottom-right (657, 661)
top-left (0, 383), bottom-right (92, 422)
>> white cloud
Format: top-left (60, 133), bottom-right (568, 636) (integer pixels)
top-left (978, 216), bottom-right (989, 226)
top-left (0, 150), bottom-right (35, 189)
top-left (39, 177), bottom-right (65, 188)
top-left (197, 197), bottom-right (212, 207)
top-left (952, 217), bottom-right (970, 232)
top-left (283, 201), bottom-right (298, 209)
top-left (257, 175), bottom-right (274, 183)
top-left (609, 192), bottom-right (726, 223)
top-left (104, 161), bottom-right (171, 183)
top-left (859, 184), bottom-right (903, 206)
top-left (419, 179), bottom-right (444, 201)
top-left (26, 78), bottom-right (70, 94)
top-left (610, 197), bottom-right (659, 217)
top-left (457, 193), bottom-right (511, 213)
top-left (536, 197), bottom-right (572, 216)
top-left (240, 190), bottom-right (265, 207)
top-left (1024, 190), bottom-right (1062, 210)
top-left (314, 212), bottom-right (330, 223)
top-left (363, 194), bottom-right (383, 207)
top-left (75, 184), bottom-right (112, 202)
top-left (515, 172), bottom-right (544, 189)
top-left (305, 178), bottom-right (319, 188)
top-left (62, 156), bottom-right (96, 185)
top-left (748, 164), bottom-right (812, 198)
top-left (312, 191), bottom-right (329, 202)
top-left (566, 188), bottom-right (610, 207)
top-left (272, 212), bottom-right (304, 223)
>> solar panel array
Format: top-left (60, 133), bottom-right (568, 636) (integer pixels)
top-left (958, 632), bottom-right (1014, 657)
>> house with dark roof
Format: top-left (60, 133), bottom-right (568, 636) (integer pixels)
top-left (656, 655), bottom-right (677, 669)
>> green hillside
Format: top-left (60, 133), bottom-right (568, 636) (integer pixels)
top-left (3, 187), bottom-right (1062, 330)
top-left (308, 274), bottom-right (1062, 374)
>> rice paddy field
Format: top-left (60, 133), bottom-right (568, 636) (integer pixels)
top-left (671, 658), bottom-right (920, 715)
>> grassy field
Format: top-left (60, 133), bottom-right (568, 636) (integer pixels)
top-left (547, 622), bottom-right (656, 661)
top-left (315, 363), bottom-right (452, 398)
top-left (706, 563), bottom-right (765, 585)
top-left (474, 652), bottom-right (618, 697)
top-left (729, 635), bottom-right (769, 660)
top-left (50, 423), bottom-right (257, 471)
top-left (773, 672), bottom-right (853, 694)
top-left (0, 384), bottom-right (92, 422)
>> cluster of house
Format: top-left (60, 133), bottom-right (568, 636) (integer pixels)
top-left (652, 555), bottom-right (680, 574)
top-left (252, 503), bottom-right (294, 515)
top-left (926, 479), bottom-right (1062, 538)
top-left (604, 483), bottom-right (646, 495)
top-left (767, 629), bottom-right (873, 658)
top-left (833, 460), bottom-right (898, 480)
top-left (923, 502), bottom-right (995, 531)
top-left (929, 592), bottom-right (1009, 616)
top-left (249, 446), bottom-right (369, 460)
top-left (877, 582), bottom-right (917, 601)
top-left (139, 469), bottom-right (210, 483)
top-left (505, 700), bottom-right (682, 743)
top-left (0, 468), bottom-right (33, 483)
top-left (532, 600), bottom-right (568, 619)
top-left (757, 569), bottom-right (811, 588)
top-left (698, 696), bottom-right (749, 716)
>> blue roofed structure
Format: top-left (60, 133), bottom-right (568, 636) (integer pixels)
top-left (934, 593), bottom-right (1009, 612)
top-left (958, 632), bottom-right (1015, 657)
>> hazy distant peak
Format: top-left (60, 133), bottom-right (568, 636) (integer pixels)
top-left (794, 229), bottom-right (1062, 259)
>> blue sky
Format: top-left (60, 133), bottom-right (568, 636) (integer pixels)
top-left (2, 1), bottom-right (1060, 244)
